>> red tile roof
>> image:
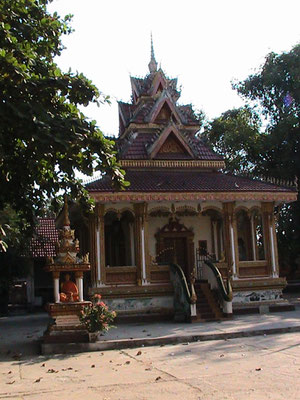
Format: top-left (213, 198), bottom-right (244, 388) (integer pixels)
top-left (30, 218), bottom-right (58, 258)
top-left (119, 131), bottom-right (223, 161)
top-left (87, 170), bottom-right (295, 193)
top-left (119, 132), bottom-right (154, 159)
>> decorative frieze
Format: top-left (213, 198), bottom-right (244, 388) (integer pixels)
top-left (90, 191), bottom-right (297, 203)
top-left (119, 159), bottom-right (225, 169)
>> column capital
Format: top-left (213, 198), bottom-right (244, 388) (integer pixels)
top-left (96, 203), bottom-right (105, 219)
top-left (133, 202), bottom-right (148, 223)
top-left (52, 271), bottom-right (60, 279)
top-left (261, 202), bottom-right (274, 215)
top-left (223, 202), bottom-right (235, 215)
top-left (223, 202), bottom-right (235, 223)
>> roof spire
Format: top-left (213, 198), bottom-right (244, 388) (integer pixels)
top-left (148, 33), bottom-right (158, 73)
top-left (62, 194), bottom-right (70, 227)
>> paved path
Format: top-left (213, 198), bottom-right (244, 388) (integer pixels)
top-left (1, 332), bottom-right (300, 399)
top-left (1, 304), bottom-right (300, 354)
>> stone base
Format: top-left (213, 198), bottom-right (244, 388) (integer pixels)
top-left (43, 301), bottom-right (91, 344)
top-left (232, 289), bottom-right (284, 305)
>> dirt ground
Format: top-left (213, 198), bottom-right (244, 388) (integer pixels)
top-left (1, 330), bottom-right (300, 400)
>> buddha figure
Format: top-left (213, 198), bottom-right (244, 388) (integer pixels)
top-left (60, 273), bottom-right (79, 302)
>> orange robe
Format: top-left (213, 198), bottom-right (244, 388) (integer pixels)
top-left (60, 280), bottom-right (79, 302)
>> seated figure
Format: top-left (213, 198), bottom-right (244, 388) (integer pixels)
top-left (60, 273), bottom-right (79, 302)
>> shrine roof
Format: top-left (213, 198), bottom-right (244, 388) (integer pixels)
top-left (118, 131), bottom-right (223, 161)
top-left (118, 101), bottom-right (135, 123)
top-left (177, 105), bottom-right (199, 124)
top-left (87, 170), bottom-right (296, 193)
top-left (30, 218), bottom-right (58, 258)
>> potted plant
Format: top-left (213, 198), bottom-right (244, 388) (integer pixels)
top-left (80, 294), bottom-right (116, 342)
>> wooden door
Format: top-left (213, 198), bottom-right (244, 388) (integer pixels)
top-left (161, 237), bottom-right (188, 274)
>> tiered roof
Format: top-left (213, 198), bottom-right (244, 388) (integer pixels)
top-left (87, 40), bottom-right (297, 202)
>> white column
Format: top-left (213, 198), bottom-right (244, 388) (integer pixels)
top-left (220, 224), bottom-right (224, 255)
top-left (251, 215), bottom-right (257, 261)
top-left (79, 277), bottom-right (84, 302)
top-left (54, 277), bottom-right (60, 303)
top-left (96, 227), bottom-right (101, 286)
top-left (269, 220), bottom-right (278, 277)
top-left (141, 226), bottom-right (148, 285)
top-left (230, 221), bottom-right (237, 279)
top-left (129, 223), bottom-right (135, 266)
top-left (212, 221), bottom-right (218, 259)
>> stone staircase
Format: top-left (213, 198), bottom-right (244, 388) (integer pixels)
top-left (193, 281), bottom-right (224, 322)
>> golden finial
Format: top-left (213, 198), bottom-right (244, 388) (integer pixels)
top-left (62, 195), bottom-right (70, 226)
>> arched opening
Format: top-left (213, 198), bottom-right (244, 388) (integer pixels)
top-left (104, 210), bottom-right (135, 267)
top-left (202, 209), bottom-right (224, 261)
top-left (236, 210), bottom-right (253, 261)
top-left (252, 209), bottom-right (266, 261)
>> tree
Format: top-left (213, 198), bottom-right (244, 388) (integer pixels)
top-left (203, 106), bottom-right (262, 174)
top-left (206, 43), bottom-right (300, 276)
top-left (233, 44), bottom-right (300, 180)
top-left (234, 44), bottom-right (300, 276)
top-left (0, 0), bottom-right (125, 241)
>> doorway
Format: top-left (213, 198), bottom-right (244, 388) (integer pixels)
top-left (155, 218), bottom-right (194, 278)
top-left (161, 237), bottom-right (188, 274)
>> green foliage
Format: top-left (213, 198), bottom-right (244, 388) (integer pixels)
top-left (80, 294), bottom-right (116, 333)
top-left (203, 106), bottom-right (262, 173)
top-left (0, 0), bottom-right (126, 240)
top-left (0, 206), bottom-right (32, 293)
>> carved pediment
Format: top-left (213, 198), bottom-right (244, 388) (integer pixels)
top-left (158, 217), bottom-right (193, 234)
top-left (60, 252), bottom-right (77, 264)
top-left (158, 135), bottom-right (185, 154)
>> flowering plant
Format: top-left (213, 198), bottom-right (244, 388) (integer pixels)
top-left (80, 294), bottom-right (116, 333)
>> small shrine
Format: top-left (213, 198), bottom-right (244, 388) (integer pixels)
top-left (43, 196), bottom-right (91, 344)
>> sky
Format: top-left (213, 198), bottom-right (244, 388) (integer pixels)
top-left (48, 0), bottom-right (300, 137)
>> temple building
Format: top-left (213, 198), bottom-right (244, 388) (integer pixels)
top-left (84, 42), bottom-right (297, 320)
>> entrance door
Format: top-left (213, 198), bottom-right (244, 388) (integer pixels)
top-left (162, 237), bottom-right (188, 275)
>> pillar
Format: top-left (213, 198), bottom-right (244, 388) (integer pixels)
top-left (134, 203), bottom-right (149, 285)
top-left (223, 202), bottom-right (238, 279)
top-left (75, 271), bottom-right (84, 302)
top-left (88, 213), bottom-right (97, 287)
top-left (212, 220), bottom-right (218, 259)
top-left (96, 203), bottom-right (106, 286)
top-left (250, 214), bottom-right (257, 261)
top-left (129, 222), bottom-right (136, 265)
top-left (262, 202), bottom-right (278, 277)
top-left (53, 271), bottom-right (60, 303)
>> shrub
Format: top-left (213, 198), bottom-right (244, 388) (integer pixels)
top-left (80, 294), bottom-right (116, 333)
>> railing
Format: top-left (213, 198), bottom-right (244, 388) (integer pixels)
top-left (195, 251), bottom-right (218, 280)
top-left (169, 263), bottom-right (197, 321)
top-left (196, 251), bottom-right (233, 313)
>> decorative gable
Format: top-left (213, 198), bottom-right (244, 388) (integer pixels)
top-left (147, 124), bottom-right (194, 159)
top-left (157, 134), bottom-right (187, 155)
top-left (150, 97), bottom-right (181, 125)
top-left (151, 73), bottom-right (167, 96)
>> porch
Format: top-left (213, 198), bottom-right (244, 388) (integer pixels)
top-left (85, 200), bottom-right (285, 319)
